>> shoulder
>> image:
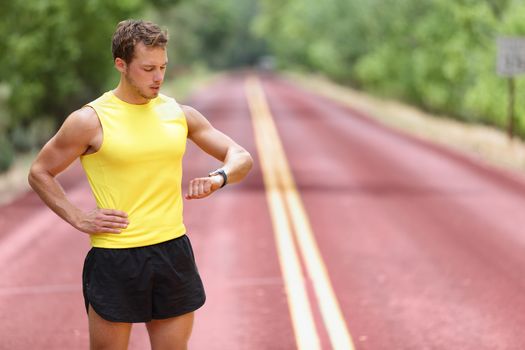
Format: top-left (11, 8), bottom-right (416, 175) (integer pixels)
top-left (181, 104), bottom-right (199, 118)
top-left (156, 94), bottom-right (186, 118)
top-left (181, 105), bottom-right (213, 136)
top-left (60, 106), bottom-right (100, 134)
top-left (157, 93), bottom-right (175, 104)
top-left (65, 106), bottom-right (98, 125)
top-left (181, 104), bottom-right (208, 123)
top-left (45, 106), bottom-right (101, 151)
top-left (181, 104), bottom-right (205, 124)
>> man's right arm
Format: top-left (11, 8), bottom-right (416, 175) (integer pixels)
top-left (28, 107), bottom-right (128, 234)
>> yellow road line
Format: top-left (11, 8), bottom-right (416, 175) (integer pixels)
top-left (245, 76), bottom-right (356, 350)
top-left (246, 77), bottom-right (321, 350)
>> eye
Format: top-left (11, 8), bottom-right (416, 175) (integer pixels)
top-left (144, 68), bottom-right (153, 72)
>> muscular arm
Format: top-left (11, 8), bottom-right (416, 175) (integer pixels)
top-left (183, 105), bottom-right (253, 199)
top-left (28, 107), bottom-right (128, 233)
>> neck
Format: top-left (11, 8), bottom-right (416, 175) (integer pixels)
top-left (113, 79), bottom-right (150, 105)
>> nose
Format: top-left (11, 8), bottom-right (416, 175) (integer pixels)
top-left (153, 70), bottom-right (164, 83)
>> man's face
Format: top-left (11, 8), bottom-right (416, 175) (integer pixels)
top-left (121, 42), bottom-right (168, 100)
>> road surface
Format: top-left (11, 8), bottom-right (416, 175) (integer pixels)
top-left (1, 73), bottom-right (525, 349)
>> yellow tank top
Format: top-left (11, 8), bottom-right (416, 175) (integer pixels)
top-left (80, 91), bottom-right (187, 248)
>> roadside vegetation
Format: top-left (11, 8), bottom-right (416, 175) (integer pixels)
top-left (255, 0), bottom-right (525, 136)
top-left (1, 0), bottom-right (525, 174)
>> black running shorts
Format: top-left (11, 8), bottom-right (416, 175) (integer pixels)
top-left (82, 234), bottom-right (206, 323)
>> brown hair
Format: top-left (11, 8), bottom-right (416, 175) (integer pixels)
top-left (112, 19), bottom-right (168, 63)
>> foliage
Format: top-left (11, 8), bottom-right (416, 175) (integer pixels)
top-left (0, 134), bottom-right (14, 172)
top-left (255, 0), bottom-right (525, 137)
top-left (5, 0), bottom-right (525, 174)
top-left (0, 0), bottom-right (269, 173)
top-left (149, 0), bottom-right (266, 70)
top-left (0, 0), bottom-right (144, 128)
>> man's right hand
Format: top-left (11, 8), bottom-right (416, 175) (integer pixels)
top-left (75, 209), bottom-right (129, 234)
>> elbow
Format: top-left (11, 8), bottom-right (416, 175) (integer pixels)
top-left (236, 147), bottom-right (253, 175)
top-left (27, 165), bottom-right (39, 190)
top-left (28, 164), bottom-right (49, 191)
top-left (229, 146), bottom-right (253, 174)
top-left (245, 151), bottom-right (254, 173)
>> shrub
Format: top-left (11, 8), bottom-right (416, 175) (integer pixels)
top-left (0, 134), bottom-right (14, 172)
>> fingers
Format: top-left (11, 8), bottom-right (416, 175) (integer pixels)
top-left (185, 177), bottom-right (215, 200)
top-left (99, 208), bottom-right (128, 218)
top-left (98, 209), bottom-right (129, 230)
top-left (79, 208), bottom-right (130, 235)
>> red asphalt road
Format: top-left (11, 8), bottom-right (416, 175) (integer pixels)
top-left (2, 73), bottom-right (525, 349)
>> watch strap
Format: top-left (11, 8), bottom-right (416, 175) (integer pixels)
top-left (209, 169), bottom-right (227, 188)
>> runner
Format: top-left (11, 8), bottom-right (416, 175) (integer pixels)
top-left (28, 19), bottom-right (253, 350)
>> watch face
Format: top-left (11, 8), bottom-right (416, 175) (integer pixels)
top-left (208, 169), bottom-right (227, 187)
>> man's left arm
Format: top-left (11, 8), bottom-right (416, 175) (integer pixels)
top-left (182, 105), bottom-right (253, 200)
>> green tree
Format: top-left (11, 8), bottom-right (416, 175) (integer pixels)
top-left (255, 0), bottom-right (525, 137)
top-left (0, 0), bottom-right (144, 130)
top-left (151, 0), bottom-right (266, 70)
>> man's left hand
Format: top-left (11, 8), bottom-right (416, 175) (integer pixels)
top-left (184, 175), bottom-right (224, 200)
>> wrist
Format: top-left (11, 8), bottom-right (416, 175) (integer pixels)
top-left (208, 168), bottom-right (227, 188)
top-left (211, 174), bottom-right (225, 188)
top-left (68, 208), bottom-right (85, 229)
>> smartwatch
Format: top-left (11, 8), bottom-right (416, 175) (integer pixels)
top-left (208, 169), bottom-right (228, 188)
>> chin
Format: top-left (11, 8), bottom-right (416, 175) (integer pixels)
top-left (139, 91), bottom-right (157, 100)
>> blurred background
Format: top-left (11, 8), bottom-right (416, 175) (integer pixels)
top-left (1, 0), bottom-right (525, 176)
top-left (4, 2), bottom-right (525, 348)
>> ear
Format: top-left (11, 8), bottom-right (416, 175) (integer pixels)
top-left (114, 58), bottom-right (127, 73)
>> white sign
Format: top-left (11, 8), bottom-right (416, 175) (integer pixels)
top-left (497, 37), bottom-right (525, 77)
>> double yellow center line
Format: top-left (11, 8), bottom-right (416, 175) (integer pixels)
top-left (245, 76), bottom-right (355, 350)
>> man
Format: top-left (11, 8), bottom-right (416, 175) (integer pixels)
top-left (28, 19), bottom-right (253, 350)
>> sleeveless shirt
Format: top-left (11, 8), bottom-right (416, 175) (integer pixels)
top-left (80, 91), bottom-right (187, 248)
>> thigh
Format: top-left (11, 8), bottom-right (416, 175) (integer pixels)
top-left (146, 312), bottom-right (195, 350)
top-left (88, 304), bottom-right (132, 350)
